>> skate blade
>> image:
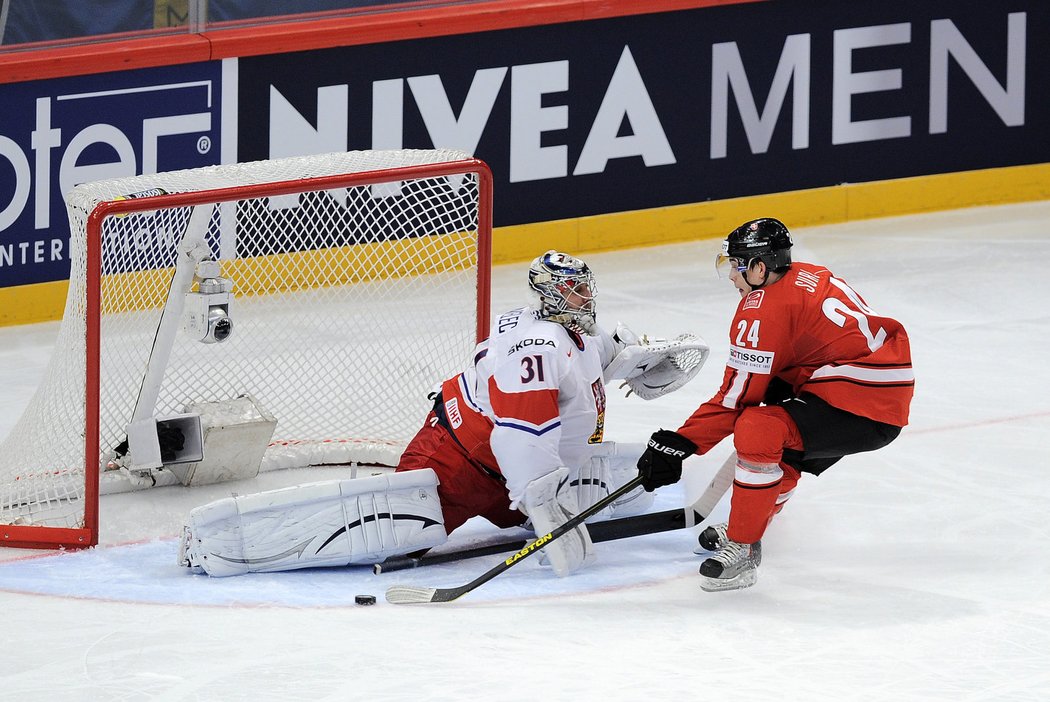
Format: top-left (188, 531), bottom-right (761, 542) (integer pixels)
top-left (177, 527), bottom-right (205, 574)
top-left (699, 568), bottom-right (757, 592)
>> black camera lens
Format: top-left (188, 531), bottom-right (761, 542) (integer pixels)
top-left (213, 317), bottom-right (233, 342)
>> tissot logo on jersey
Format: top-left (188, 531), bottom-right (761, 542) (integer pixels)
top-left (728, 345), bottom-right (775, 373)
top-left (507, 338), bottom-right (556, 355)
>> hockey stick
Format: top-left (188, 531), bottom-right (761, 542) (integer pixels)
top-left (374, 511), bottom-right (680, 574)
top-left (383, 453), bottom-right (737, 601)
top-left (683, 450), bottom-right (736, 527)
top-left (385, 475), bottom-right (645, 604)
top-left (374, 452), bottom-right (736, 574)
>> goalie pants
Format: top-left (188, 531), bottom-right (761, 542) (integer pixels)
top-left (728, 393), bottom-right (903, 544)
top-left (396, 410), bottom-right (527, 534)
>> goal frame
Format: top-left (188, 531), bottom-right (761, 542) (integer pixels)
top-left (0, 157), bottom-right (493, 550)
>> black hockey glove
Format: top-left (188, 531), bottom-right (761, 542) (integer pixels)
top-left (637, 429), bottom-right (698, 492)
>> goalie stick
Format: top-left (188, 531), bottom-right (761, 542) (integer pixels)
top-left (382, 453), bottom-right (736, 601)
top-left (374, 452), bottom-right (736, 574)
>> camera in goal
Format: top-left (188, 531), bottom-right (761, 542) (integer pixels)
top-left (0, 149), bottom-right (492, 550)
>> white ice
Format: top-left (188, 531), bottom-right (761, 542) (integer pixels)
top-left (1, 202), bottom-right (1048, 701)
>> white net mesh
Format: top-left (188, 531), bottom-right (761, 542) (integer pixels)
top-left (0, 149), bottom-right (488, 536)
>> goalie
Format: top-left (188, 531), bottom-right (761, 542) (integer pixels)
top-left (179, 250), bottom-right (709, 577)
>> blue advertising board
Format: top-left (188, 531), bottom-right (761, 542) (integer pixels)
top-left (0, 63), bottom-right (223, 287)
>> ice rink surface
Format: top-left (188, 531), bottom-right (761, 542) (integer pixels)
top-left (1, 202), bottom-right (1048, 701)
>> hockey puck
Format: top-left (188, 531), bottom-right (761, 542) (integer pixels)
top-left (355, 595), bottom-right (377, 606)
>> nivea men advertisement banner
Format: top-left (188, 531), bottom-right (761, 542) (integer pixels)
top-left (0, 64), bottom-right (224, 287)
top-left (236, 0), bottom-right (1048, 229)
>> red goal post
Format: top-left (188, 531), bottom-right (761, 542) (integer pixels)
top-left (0, 149), bottom-right (492, 550)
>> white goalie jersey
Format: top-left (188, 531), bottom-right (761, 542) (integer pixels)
top-left (441, 306), bottom-right (709, 505)
top-left (443, 306), bottom-right (620, 507)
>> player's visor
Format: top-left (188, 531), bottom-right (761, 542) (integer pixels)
top-left (714, 254), bottom-right (749, 279)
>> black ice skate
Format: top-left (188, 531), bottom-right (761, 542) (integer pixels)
top-left (698, 539), bottom-right (761, 592)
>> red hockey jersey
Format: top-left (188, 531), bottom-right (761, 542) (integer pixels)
top-left (679, 262), bottom-right (914, 454)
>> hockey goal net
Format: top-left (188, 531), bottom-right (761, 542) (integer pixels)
top-left (0, 149), bottom-right (492, 549)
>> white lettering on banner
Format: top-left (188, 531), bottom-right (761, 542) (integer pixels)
top-left (711, 33), bottom-right (811, 159)
top-left (32, 98), bottom-right (61, 230)
top-left (727, 344), bottom-right (775, 374)
top-left (0, 238), bottom-right (64, 267)
top-left (710, 15), bottom-right (1025, 154)
top-left (409, 69), bottom-right (507, 161)
top-left (59, 123), bottom-right (137, 211)
top-left (0, 81), bottom-right (214, 235)
top-left (929, 13), bottom-right (1026, 133)
top-left (510, 60), bottom-right (569, 183)
top-left (267, 47), bottom-right (674, 186)
top-left (368, 70), bottom-right (507, 196)
top-left (268, 84), bottom-right (348, 209)
top-left (263, 14), bottom-right (1027, 185)
top-left (0, 135), bottom-right (30, 232)
top-left (832, 23), bottom-right (913, 145)
top-left (269, 84), bottom-right (348, 158)
top-left (0, 13), bottom-right (1031, 240)
top-left (573, 46), bottom-right (675, 175)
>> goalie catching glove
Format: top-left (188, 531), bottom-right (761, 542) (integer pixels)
top-left (603, 323), bottom-right (710, 400)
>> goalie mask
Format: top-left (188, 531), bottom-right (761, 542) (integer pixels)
top-left (528, 250), bottom-right (598, 335)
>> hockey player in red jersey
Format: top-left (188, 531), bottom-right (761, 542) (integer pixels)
top-left (635, 218), bottom-right (914, 592)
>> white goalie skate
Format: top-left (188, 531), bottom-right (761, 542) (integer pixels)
top-left (178, 525), bottom-right (205, 574)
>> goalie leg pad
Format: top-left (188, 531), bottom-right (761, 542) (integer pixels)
top-left (522, 467), bottom-right (595, 577)
top-left (180, 469), bottom-right (447, 577)
top-left (575, 442), bottom-right (654, 522)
